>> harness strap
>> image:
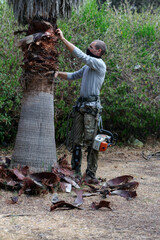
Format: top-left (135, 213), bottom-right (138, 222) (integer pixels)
top-left (78, 95), bottom-right (99, 103)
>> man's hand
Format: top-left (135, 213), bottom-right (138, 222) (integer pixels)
top-left (44, 71), bottom-right (67, 79)
top-left (55, 28), bottom-right (75, 53)
top-left (55, 28), bottom-right (64, 40)
top-left (55, 71), bottom-right (67, 79)
top-left (44, 71), bottom-right (59, 78)
top-left (54, 71), bottom-right (59, 78)
top-left (44, 71), bottom-right (55, 76)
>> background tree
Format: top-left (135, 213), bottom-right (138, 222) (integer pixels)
top-left (7, 0), bottom-right (82, 171)
top-left (97, 0), bottom-right (160, 12)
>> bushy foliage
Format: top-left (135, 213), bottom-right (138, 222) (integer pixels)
top-left (0, 1), bottom-right (22, 144)
top-left (56, 0), bottom-right (160, 141)
top-left (1, 0), bottom-right (160, 144)
top-left (98, 0), bottom-right (160, 12)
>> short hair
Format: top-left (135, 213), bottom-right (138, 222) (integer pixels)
top-left (94, 40), bottom-right (107, 56)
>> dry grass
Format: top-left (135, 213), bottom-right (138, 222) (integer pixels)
top-left (0, 141), bottom-right (160, 240)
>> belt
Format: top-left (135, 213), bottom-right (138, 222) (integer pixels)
top-left (78, 95), bottom-right (99, 102)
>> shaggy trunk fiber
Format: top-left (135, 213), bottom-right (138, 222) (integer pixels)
top-left (8, 0), bottom-right (82, 25)
top-left (12, 20), bottom-right (58, 171)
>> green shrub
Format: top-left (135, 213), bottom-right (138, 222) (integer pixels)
top-left (0, 2), bottom-right (22, 144)
top-left (1, 0), bottom-right (160, 144)
top-left (56, 0), bottom-right (160, 142)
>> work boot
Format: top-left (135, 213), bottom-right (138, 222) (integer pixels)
top-left (84, 174), bottom-right (99, 184)
top-left (74, 171), bottom-right (82, 178)
top-left (85, 169), bottom-right (99, 184)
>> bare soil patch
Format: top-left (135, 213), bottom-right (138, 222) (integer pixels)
top-left (0, 141), bottom-right (160, 240)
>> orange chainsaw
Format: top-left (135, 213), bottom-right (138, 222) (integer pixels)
top-left (92, 115), bottom-right (118, 152)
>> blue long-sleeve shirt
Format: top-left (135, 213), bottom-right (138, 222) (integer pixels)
top-left (67, 47), bottom-right (106, 104)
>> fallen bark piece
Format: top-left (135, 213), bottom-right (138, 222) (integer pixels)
top-left (60, 182), bottom-right (72, 193)
top-left (82, 193), bottom-right (100, 197)
top-left (50, 201), bottom-right (82, 211)
top-left (28, 172), bottom-right (60, 193)
top-left (91, 200), bottom-right (112, 210)
top-left (63, 176), bottom-right (80, 189)
top-left (0, 179), bottom-right (21, 191)
top-left (73, 192), bottom-right (99, 198)
top-left (107, 175), bottom-right (133, 187)
top-left (59, 168), bottom-right (75, 177)
top-left (111, 181), bottom-right (139, 191)
top-left (74, 190), bottom-right (84, 207)
top-left (12, 168), bottom-right (25, 181)
top-left (52, 167), bottom-right (75, 179)
top-left (110, 190), bottom-right (137, 200)
top-left (12, 168), bottom-right (45, 195)
top-left (30, 172), bottom-right (60, 185)
top-left (83, 182), bottom-right (99, 192)
top-left (18, 177), bottom-right (44, 196)
top-left (0, 166), bottom-right (19, 182)
top-left (0, 166), bottom-right (22, 191)
top-left (52, 167), bottom-right (80, 189)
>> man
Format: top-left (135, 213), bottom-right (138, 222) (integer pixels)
top-left (55, 28), bottom-right (106, 183)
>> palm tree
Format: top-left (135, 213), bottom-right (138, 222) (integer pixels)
top-left (7, 0), bottom-right (82, 171)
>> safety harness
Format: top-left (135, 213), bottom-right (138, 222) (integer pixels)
top-left (65, 95), bottom-right (100, 151)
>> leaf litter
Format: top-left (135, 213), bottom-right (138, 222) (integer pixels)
top-left (0, 154), bottom-right (139, 212)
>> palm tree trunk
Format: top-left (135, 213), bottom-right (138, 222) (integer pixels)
top-left (12, 91), bottom-right (57, 171)
top-left (12, 20), bottom-right (58, 171)
top-left (7, 0), bottom-right (85, 172)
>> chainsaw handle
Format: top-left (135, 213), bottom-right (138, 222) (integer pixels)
top-left (99, 129), bottom-right (118, 146)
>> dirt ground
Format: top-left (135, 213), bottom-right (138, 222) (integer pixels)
top-left (0, 140), bottom-right (160, 240)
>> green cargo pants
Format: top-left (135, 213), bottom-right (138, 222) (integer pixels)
top-left (71, 105), bottom-right (99, 177)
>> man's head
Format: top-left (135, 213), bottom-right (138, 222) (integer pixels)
top-left (87, 40), bottom-right (106, 58)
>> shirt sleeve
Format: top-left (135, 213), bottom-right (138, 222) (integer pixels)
top-left (72, 47), bottom-right (106, 72)
top-left (67, 66), bottom-right (85, 80)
